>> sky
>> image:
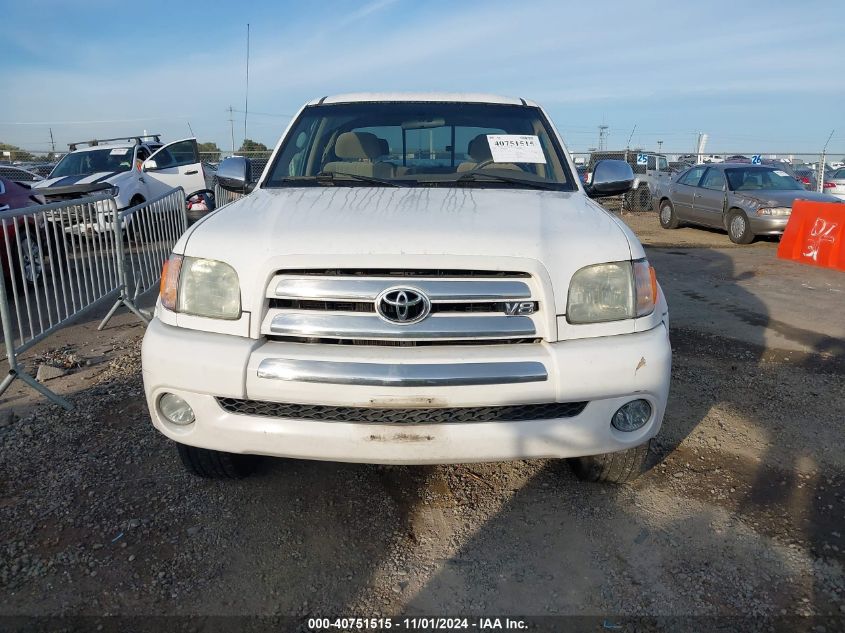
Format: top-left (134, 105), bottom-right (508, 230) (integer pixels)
top-left (2, 0), bottom-right (843, 158)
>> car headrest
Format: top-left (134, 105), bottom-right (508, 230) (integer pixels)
top-left (467, 134), bottom-right (493, 162)
top-left (335, 132), bottom-right (382, 160)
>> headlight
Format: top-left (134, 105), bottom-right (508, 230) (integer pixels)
top-left (756, 206), bottom-right (791, 216)
top-left (567, 259), bottom-right (657, 324)
top-left (159, 254), bottom-right (241, 320)
top-left (93, 198), bottom-right (114, 215)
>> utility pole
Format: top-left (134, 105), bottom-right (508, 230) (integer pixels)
top-left (598, 125), bottom-right (609, 152)
top-left (228, 106), bottom-right (236, 154)
top-left (244, 23), bottom-right (250, 146)
top-left (818, 129), bottom-right (834, 192)
top-left (657, 140), bottom-right (663, 153)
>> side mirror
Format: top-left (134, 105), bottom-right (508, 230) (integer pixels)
top-left (585, 159), bottom-right (635, 198)
top-left (142, 159), bottom-right (158, 172)
top-left (216, 156), bottom-right (255, 193)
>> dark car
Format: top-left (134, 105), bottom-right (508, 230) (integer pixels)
top-left (0, 177), bottom-right (47, 288)
top-left (657, 163), bottom-right (842, 244)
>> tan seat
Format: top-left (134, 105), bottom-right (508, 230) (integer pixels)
top-left (323, 132), bottom-right (394, 178)
top-left (456, 134), bottom-right (521, 173)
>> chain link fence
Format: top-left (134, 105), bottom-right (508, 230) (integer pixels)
top-left (569, 150), bottom-right (844, 214)
top-left (0, 188), bottom-right (187, 408)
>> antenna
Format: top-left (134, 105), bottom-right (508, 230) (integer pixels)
top-left (818, 129), bottom-right (835, 193)
top-left (187, 121), bottom-right (195, 137)
top-left (626, 124), bottom-right (637, 149)
top-left (49, 127), bottom-right (55, 154)
top-left (822, 129), bottom-right (835, 154)
top-left (244, 23), bottom-right (250, 146)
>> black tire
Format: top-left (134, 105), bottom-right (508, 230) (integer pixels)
top-left (727, 209), bottom-right (754, 244)
top-left (568, 440), bottom-right (652, 484)
top-left (634, 185), bottom-right (653, 211)
top-left (658, 199), bottom-right (680, 229)
top-left (176, 443), bottom-right (259, 479)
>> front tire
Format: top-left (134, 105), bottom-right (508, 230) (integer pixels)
top-left (177, 443), bottom-right (259, 479)
top-left (727, 209), bottom-right (754, 244)
top-left (658, 199), bottom-right (680, 229)
top-left (635, 185), bottom-right (653, 211)
top-left (568, 440), bottom-right (652, 483)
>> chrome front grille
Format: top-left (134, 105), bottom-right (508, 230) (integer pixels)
top-left (262, 269), bottom-right (544, 345)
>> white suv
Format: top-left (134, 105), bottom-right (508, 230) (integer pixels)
top-left (142, 94), bottom-right (671, 483)
top-left (35, 135), bottom-right (210, 213)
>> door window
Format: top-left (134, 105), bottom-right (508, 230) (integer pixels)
top-left (647, 155), bottom-right (656, 170)
top-left (658, 156), bottom-right (668, 171)
top-left (150, 140), bottom-right (197, 170)
top-left (700, 168), bottom-right (726, 190)
top-left (677, 166), bottom-right (706, 186)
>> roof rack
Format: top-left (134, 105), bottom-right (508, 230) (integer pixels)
top-left (68, 134), bottom-right (162, 151)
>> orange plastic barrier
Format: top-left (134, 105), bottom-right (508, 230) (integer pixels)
top-left (777, 200), bottom-right (845, 271)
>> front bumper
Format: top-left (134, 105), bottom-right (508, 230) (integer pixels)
top-left (142, 319), bottom-right (672, 465)
top-left (749, 215), bottom-right (790, 235)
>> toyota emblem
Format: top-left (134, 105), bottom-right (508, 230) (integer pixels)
top-left (375, 287), bottom-right (431, 325)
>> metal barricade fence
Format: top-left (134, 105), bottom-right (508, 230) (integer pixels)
top-left (0, 188), bottom-right (187, 408)
top-left (98, 188), bottom-right (187, 330)
top-left (0, 194), bottom-right (122, 408)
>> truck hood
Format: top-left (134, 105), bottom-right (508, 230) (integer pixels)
top-left (182, 186), bottom-right (639, 315)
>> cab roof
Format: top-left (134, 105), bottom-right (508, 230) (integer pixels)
top-left (308, 92), bottom-right (539, 107)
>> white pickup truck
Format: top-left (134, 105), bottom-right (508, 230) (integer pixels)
top-left (142, 93), bottom-right (671, 483)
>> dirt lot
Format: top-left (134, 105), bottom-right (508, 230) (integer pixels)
top-left (1, 211), bottom-right (843, 630)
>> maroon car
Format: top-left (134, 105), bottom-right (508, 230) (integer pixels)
top-left (0, 177), bottom-right (46, 288)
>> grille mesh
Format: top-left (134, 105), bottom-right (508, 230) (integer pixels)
top-left (215, 398), bottom-right (588, 424)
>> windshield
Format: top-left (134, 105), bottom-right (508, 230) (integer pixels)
top-left (724, 167), bottom-right (804, 192)
top-left (832, 168), bottom-right (845, 179)
top-left (264, 102), bottom-right (573, 189)
top-left (50, 147), bottom-right (134, 178)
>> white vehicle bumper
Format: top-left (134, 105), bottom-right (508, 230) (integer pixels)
top-left (142, 319), bottom-right (672, 465)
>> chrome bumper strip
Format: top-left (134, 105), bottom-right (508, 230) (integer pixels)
top-left (268, 313), bottom-right (536, 340)
top-left (272, 278), bottom-right (531, 302)
top-left (257, 358), bottom-right (548, 387)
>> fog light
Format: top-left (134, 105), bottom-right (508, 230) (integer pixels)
top-left (611, 399), bottom-right (652, 432)
top-left (159, 393), bottom-right (195, 425)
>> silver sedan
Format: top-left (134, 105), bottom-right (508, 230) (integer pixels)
top-left (656, 163), bottom-right (842, 244)
top-left (828, 167), bottom-right (845, 201)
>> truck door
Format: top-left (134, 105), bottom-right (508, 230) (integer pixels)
top-left (142, 139), bottom-right (206, 199)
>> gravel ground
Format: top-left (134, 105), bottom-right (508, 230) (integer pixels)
top-left (0, 215), bottom-right (843, 629)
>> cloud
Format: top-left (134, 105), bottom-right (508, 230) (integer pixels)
top-left (1, 0), bottom-right (843, 152)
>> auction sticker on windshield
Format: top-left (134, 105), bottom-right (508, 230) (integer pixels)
top-left (486, 135), bottom-right (546, 163)
top-left (109, 148), bottom-right (130, 156)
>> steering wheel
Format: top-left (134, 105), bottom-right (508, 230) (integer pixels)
top-left (473, 159), bottom-right (495, 170)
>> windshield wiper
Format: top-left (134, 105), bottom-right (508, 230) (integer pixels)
top-left (451, 170), bottom-right (560, 191)
top-left (315, 172), bottom-right (401, 187)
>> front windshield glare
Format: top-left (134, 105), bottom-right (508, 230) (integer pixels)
top-left (725, 167), bottom-right (804, 192)
top-left (51, 148), bottom-right (134, 178)
top-left (264, 103), bottom-right (572, 189)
